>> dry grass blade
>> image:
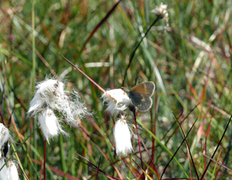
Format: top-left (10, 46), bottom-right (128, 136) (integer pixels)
top-left (200, 152), bottom-right (232, 173)
top-left (201, 116), bottom-right (232, 179)
top-left (75, 153), bottom-right (122, 180)
top-left (161, 118), bottom-right (199, 179)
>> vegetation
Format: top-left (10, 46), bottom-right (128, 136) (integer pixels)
top-left (1, 0), bottom-right (232, 179)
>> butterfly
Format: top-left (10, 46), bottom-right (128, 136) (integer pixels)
top-left (126, 81), bottom-right (155, 112)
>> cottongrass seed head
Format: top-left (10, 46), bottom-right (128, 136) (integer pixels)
top-left (0, 124), bottom-right (19, 180)
top-left (63, 90), bottom-right (90, 126)
top-left (7, 161), bottom-right (19, 180)
top-left (0, 123), bottom-right (11, 160)
top-left (113, 116), bottom-right (133, 156)
top-left (151, 2), bottom-right (168, 19)
top-left (0, 123), bottom-right (11, 152)
top-left (0, 159), bottom-right (19, 180)
top-left (28, 79), bottom-right (65, 116)
top-left (102, 89), bottom-right (132, 115)
top-left (28, 78), bottom-right (89, 143)
top-left (38, 108), bottom-right (66, 143)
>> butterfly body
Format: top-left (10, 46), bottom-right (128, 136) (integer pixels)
top-left (126, 81), bottom-right (155, 112)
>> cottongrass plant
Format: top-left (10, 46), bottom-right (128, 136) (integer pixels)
top-left (37, 108), bottom-right (64, 142)
top-left (60, 55), bottom-right (153, 160)
top-left (151, 2), bottom-right (168, 19)
top-left (0, 123), bottom-right (11, 152)
top-left (113, 116), bottom-right (133, 156)
top-left (0, 123), bottom-right (19, 180)
top-left (101, 89), bottom-right (132, 115)
top-left (151, 2), bottom-right (169, 27)
top-left (28, 78), bottom-right (89, 143)
top-left (101, 89), bottom-right (135, 156)
top-left (0, 160), bottom-right (19, 180)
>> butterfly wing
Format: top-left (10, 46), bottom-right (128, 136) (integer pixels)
top-left (130, 81), bottom-right (155, 97)
top-left (128, 91), bottom-right (152, 112)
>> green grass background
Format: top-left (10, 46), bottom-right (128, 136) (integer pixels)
top-left (1, 0), bottom-right (232, 179)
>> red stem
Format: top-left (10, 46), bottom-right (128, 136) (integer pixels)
top-left (59, 53), bottom-right (107, 94)
top-left (132, 108), bottom-right (144, 171)
top-left (44, 139), bottom-right (47, 180)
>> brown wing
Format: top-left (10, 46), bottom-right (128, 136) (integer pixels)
top-left (130, 81), bottom-right (155, 97)
top-left (128, 91), bottom-right (153, 112)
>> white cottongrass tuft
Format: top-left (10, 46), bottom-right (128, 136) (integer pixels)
top-left (28, 79), bottom-right (65, 116)
top-left (0, 123), bottom-right (11, 160)
top-left (0, 159), bottom-right (19, 180)
top-left (0, 158), bottom-right (8, 180)
top-left (38, 108), bottom-right (66, 143)
top-left (63, 90), bottom-right (89, 126)
top-left (0, 124), bottom-right (19, 180)
top-left (7, 161), bottom-right (19, 180)
top-left (0, 124), bottom-right (11, 151)
top-left (151, 3), bottom-right (168, 19)
top-left (102, 89), bottom-right (132, 115)
top-left (28, 78), bottom-right (89, 143)
top-left (113, 117), bottom-right (133, 156)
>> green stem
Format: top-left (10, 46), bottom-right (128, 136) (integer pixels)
top-left (59, 134), bottom-right (68, 180)
top-left (137, 119), bottom-right (189, 178)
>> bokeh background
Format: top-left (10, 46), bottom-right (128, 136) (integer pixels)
top-left (1, 0), bottom-right (232, 179)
